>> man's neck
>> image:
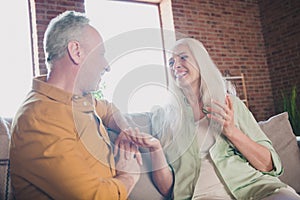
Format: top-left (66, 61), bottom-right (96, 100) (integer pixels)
top-left (46, 64), bottom-right (79, 95)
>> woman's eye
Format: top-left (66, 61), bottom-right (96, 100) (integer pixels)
top-left (169, 59), bottom-right (175, 68)
top-left (180, 55), bottom-right (188, 61)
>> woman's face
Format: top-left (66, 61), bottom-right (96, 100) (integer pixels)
top-left (168, 44), bottom-right (200, 89)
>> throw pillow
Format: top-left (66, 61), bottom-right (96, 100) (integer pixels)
top-left (259, 112), bottom-right (300, 193)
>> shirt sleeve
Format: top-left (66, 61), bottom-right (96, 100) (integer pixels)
top-left (95, 99), bottom-right (120, 126)
top-left (231, 95), bottom-right (283, 176)
top-left (11, 105), bottom-right (127, 200)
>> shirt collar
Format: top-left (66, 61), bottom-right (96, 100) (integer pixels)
top-left (32, 76), bottom-right (95, 111)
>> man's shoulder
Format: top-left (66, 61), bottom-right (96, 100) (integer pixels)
top-left (14, 92), bottom-right (72, 127)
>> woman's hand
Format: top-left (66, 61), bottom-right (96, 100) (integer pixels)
top-left (205, 95), bottom-right (236, 137)
top-left (205, 95), bottom-right (274, 172)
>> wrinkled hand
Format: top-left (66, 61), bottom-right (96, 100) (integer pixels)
top-left (114, 129), bottom-right (143, 165)
top-left (116, 140), bottom-right (141, 179)
top-left (205, 95), bottom-right (236, 137)
top-left (115, 140), bottom-right (141, 194)
top-left (114, 130), bottom-right (129, 155)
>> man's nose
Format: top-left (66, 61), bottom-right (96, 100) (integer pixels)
top-left (105, 65), bottom-right (111, 72)
top-left (103, 57), bottom-right (110, 72)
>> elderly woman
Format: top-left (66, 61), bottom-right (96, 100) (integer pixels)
top-left (122, 38), bottom-right (300, 200)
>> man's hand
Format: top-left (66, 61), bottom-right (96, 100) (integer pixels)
top-left (115, 140), bottom-right (141, 195)
top-left (114, 129), bottom-right (143, 165)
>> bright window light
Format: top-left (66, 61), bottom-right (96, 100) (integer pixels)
top-left (85, 1), bottom-right (169, 113)
top-left (0, 1), bottom-right (32, 118)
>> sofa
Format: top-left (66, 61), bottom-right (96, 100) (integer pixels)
top-left (1, 112), bottom-right (300, 199)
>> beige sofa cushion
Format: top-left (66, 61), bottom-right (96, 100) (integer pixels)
top-left (259, 112), bottom-right (300, 193)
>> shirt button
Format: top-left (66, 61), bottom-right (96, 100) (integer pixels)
top-left (72, 95), bottom-right (79, 100)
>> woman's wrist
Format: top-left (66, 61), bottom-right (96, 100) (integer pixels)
top-left (149, 141), bottom-right (163, 152)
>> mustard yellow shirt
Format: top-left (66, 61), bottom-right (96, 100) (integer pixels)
top-left (10, 76), bottom-right (127, 200)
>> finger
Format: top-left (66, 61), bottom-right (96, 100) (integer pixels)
top-left (123, 128), bottom-right (132, 141)
top-left (114, 134), bottom-right (122, 156)
top-left (205, 106), bottom-right (226, 120)
top-left (127, 127), bottom-right (141, 145)
top-left (118, 141), bottom-right (125, 160)
top-left (226, 95), bottom-right (233, 110)
top-left (130, 142), bottom-right (143, 166)
top-left (211, 99), bottom-right (225, 109)
top-left (130, 142), bottom-right (137, 159)
top-left (125, 127), bottom-right (138, 144)
top-left (124, 141), bottom-right (132, 160)
top-left (212, 100), bottom-right (230, 117)
top-left (135, 150), bottom-right (143, 166)
top-left (207, 113), bottom-right (225, 125)
top-left (134, 127), bottom-right (144, 144)
top-left (114, 139), bottom-right (119, 156)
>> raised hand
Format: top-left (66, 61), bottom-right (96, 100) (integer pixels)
top-left (204, 95), bottom-right (235, 137)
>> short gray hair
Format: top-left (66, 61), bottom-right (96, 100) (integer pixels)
top-left (43, 11), bottom-right (90, 68)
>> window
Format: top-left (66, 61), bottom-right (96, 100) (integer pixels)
top-left (0, 1), bottom-right (32, 118)
top-left (85, 0), bottom-right (174, 113)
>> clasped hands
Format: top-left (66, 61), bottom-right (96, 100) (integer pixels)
top-left (114, 127), bottom-right (162, 189)
top-left (114, 127), bottom-right (161, 166)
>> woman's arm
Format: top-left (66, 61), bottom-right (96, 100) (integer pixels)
top-left (207, 95), bottom-right (273, 172)
top-left (122, 128), bottom-right (174, 197)
top-left (223, 126), bottom-right (273, 172)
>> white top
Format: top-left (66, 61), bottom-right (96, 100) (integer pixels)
top-left (192, 118), bottom-right (233, 200)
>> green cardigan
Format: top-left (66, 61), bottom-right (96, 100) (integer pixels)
top-left (152, 95), bottom-right (286, 200)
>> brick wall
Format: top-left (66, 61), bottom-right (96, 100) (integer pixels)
top-left (172, 0), bottom-right (273, 120)
top-left (259, 0), bottom-right (300, 115)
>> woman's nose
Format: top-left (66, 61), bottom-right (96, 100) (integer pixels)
top-left (173, 59), bottom-right (182, 70)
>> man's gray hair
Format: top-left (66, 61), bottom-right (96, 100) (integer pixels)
top-left (43, 11), bottom-right (90, 68)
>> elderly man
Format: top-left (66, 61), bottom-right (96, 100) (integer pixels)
top-left (10, 11), bottom-right (140, 199)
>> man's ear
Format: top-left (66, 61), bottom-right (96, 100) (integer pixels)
top-left (67, 41), bottom-right (82, 64)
